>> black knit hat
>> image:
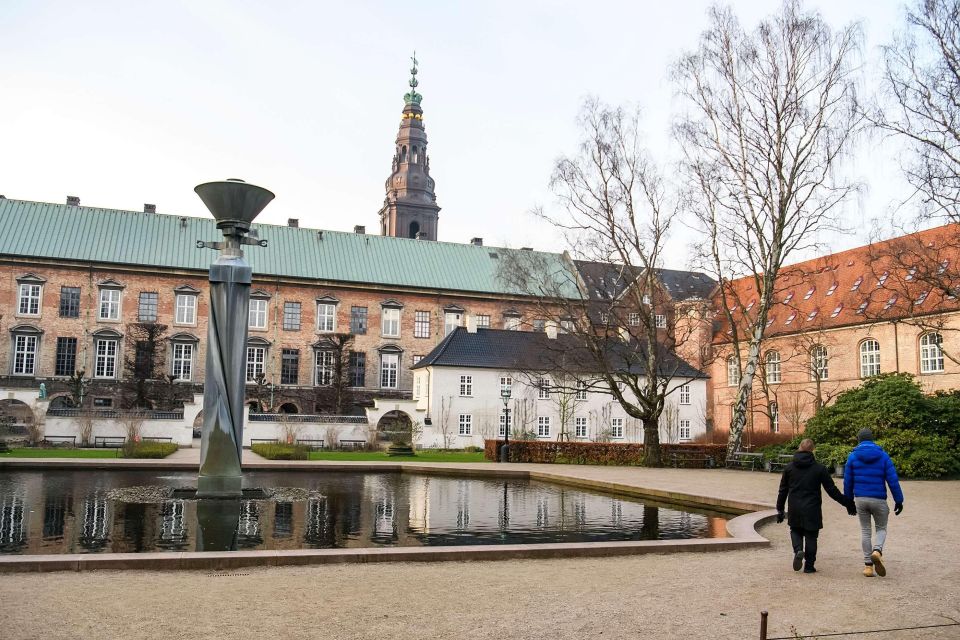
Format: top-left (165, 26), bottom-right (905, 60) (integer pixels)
top-left (857, 428), bottom-right (874, 442)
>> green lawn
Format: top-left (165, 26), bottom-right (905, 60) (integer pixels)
top-left (307, 450), bottom-right (487, 463)
top-left (1, 448), bottom-right (120, 458)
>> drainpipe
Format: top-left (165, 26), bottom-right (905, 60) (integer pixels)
top-left (892, 320), bottom-right (900, 371)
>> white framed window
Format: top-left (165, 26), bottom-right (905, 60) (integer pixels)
top-left (610, 417), bottom-right (624, 439)
top-left (246, 346), bottom-right (266, 382)
top-left (414, 311), bottom-right (431, 338)
top-left (679, 384), bottom-right (691, 405)
top-left (476, 314), bottom-right (490, 328)
top-left (412, 355), bottom-right (423, 366)
top-left (537, 378), bottom-right (550, 399)
top-left (537, 416), bottom-right (551, 438)
top-left (642, 294), bottom-right (651, 305)
top-left (498, 411), bottom-right (512, 437)
top-left (12, 334), bottom-right (39, 375)
top-left (175, 294), bottom-right (197, 325)
top-left (575, 417), bottom-right (588, 438)
top-left (655, 314), bottom-right (666, 329)
top-left (810, 345), bottom-right (829, 380)
top-left (726, 356), bottom-right (740, 386)
top-left (94, 338), bottom-right (119, 379)
top-left (769, 403), bottom-right (779, 434)
top-left (17, 284), bottom-right (42, 316)
top-left (860, 339), bottom-right (880, 378)
top-left (559, 319), bottom-right (574, 333)
top-left (317, 303), bottom-right (336, 332)
top-left (444, 312), bottom-right (462, 336)
top-left (380, 352), bottom-right (399, 388)
top-left (171, 343), bottom-right (194, 381)
top-left (99, 288), bottom-right (121, 321)
top-left (458, 414), bottom-right (473, 436)
top-left (249, 299), bottom-right (268, 329)
top-left (500, 376), bottom-right (512, 396)
top-left (679, 419), bottom-right (691, 441)
top-left (382, 307), bottom-right (400, 337)
top-left (920, 332), bottom-right (944, 373)
top-left (504, 315), bottom-right (521, 331)
top-left (765, 350), bottom-right (781, 384)
top-left (575, 380), bottom-right (588, 400)
top-left (459, 375), bottom-right (473, 397)
top-left (315, 350), bottom-right (334, 386)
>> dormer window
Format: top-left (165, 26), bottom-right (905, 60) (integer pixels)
top-left (807, 309), bottom-right (819, 321)
top-left (785, 312), bottom-right (797, 325)
top-left (783, 292), bottom-right (794, 304)
top-left (938, 260), bottom-right (949, 275)
top-left (830, 304), bottom-right (843, 318)
top-left (906, 268), bottom-right (916, 281)
top-left (746, 299), bottom-right (755, 311)
top-left (856, 301), bottom-right (868, 314)
top-left (804, 286), bottom-right (816, 300)
top-left (884, 294), bottom-right (898, 311)
top-left (877, 271), bottom-right (889, 287)
top-left (766, 317), bottom-right (775, 328)
top-left (826, 282), bottom-right (838, 296)
top-left (851, 276), bottom-right (863, 291)
top-left (916, 291), bottom-right (929, 305)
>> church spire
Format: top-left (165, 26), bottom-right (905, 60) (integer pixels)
top-left (379, 53), bottom-right (440, 241)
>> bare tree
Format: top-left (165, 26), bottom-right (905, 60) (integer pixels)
top-left (123, 323), bottom-right (168, 409)
top-left (314, 334), bottom-right (357, 415)
top-left (437, 396), bottom-right (454, 450)
top-left (659, 401), bottom-right (679, 444)
top-left (674, 1), bottom-right (862, 455)
top-left (500, 98), bottom-right (690, 466)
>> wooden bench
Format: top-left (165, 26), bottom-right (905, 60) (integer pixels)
top-left (94, 436), bottom-right (126, 449)
top-left (768, 454), bottom-right (795, 472)
top-left (250, 438), bottom-right (281, 447)
top-left (726, 451), bottom-right (763, 471)
top-left (43, 435), bottom-right (77, 447)
top-left (669, 452), bottom-right (714, 469)
top-left (295, 439), bottom-right (324, 451)
top-left (141, 436), bottom-right (173, 443)
top-left (339, 439), bottom-right (367, 450)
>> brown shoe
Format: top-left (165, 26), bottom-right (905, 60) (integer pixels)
top-left (863, 565), bottom-right (875, 577)
top-left (870, 550), bottom-right (886, 577)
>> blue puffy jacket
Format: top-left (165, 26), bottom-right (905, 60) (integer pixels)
top-left (843, 441), bottom-right (904, 503)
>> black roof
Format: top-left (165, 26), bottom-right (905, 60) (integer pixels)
top-left (574, 260), bottom-right (716, 302)
top-left (411, 327), bottom-right (707, 379)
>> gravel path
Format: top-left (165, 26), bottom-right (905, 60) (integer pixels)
top-left (1, 468), bottom-right (957, 640)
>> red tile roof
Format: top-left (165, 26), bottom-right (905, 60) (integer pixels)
top-left (712, 223), bottom-right (960, 343)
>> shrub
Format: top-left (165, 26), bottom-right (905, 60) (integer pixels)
top-left (251, 442), bottom-right (308, 460)
top-left (876, 431), bottom-right (960, 479)
top-left (463, 445), bottom-right (483, 453)
top-left (126, 442), bottom-right (178, 458)
top-left (483, 439), bottom-right (727, 467)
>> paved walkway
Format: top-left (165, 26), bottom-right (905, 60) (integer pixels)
top-left (0, 465), bottom-right (957, 639)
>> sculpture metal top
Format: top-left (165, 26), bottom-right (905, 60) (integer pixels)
top-left (195, 179), bottom-right (274, 257)
top-left (404, 51), bottom-right (422, 105)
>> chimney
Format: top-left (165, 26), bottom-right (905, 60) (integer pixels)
top-left (466, 315), bottom-right (478, 333)
top-left (545, 321), bottom-right (558, 340)
top-left (66, 196), bottom-right (80, 206)
top-left (470, 237), bottom-right (483, 246)
top-left (287, 218), bottom-right (299, 228)
top-left (354, 225), bottom-right (366, 234)
top-left (143, 204), bottom-right (156, 214)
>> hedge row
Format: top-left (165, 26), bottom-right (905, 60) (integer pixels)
top-left (125, 442), bottom-right (178, 458)
top-left (483, 439), bottom-right (728, 467)
top-left (251, 442), bottom-right (309, 460)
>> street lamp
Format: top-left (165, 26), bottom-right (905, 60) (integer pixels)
top-left (499, 387), bottom-right (511, 463)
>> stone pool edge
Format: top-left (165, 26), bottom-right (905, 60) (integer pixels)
top-left (0, 461), bottom-right (777, 572)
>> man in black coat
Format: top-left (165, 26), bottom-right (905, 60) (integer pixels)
top-left (776, 438), bottom-right (855, 573)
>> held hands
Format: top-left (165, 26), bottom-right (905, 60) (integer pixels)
top-left (776, 511), bottom-right (785, 524)
top-left (846, 499), bottom-right (857, 516)
top-left (894, 502), bottom-right (903, 516)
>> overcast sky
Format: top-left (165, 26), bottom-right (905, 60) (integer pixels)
top-left (1, 0), bottom-right (914, 269)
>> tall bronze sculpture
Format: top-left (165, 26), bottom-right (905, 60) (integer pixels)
top-left (195, 179), bottom-right (274, 497)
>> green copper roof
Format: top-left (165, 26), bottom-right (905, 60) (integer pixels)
top-left (0, 199), bottom-right (580, 297)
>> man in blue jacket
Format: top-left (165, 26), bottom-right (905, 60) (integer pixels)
top-left (844, 428), bottom-right (904, 577)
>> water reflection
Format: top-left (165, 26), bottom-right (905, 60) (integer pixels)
top-left (0, 470), bottom-right (731, 555)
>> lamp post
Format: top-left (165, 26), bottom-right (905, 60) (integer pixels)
top-left (499, 388), bottom-right (511, 463)
top-left (194, 178), bottom-right (274, 497)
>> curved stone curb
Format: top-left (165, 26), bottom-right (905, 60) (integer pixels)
top-left (0, 464), bottom-right (778, 573)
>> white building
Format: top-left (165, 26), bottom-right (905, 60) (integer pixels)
top-left (409, 323), bottom-right (708, 448)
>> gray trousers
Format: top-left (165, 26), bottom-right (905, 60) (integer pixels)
top-left (855, 497), bottom-right (889, 564)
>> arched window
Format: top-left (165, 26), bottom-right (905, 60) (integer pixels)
top-left (726, 356), bottom-right (740, 386)
top-left (765, 350), bottom-right (781, 384)
top-left (411, 146), bottom-right (419, 163)
top-left (810, 345), bottom-right (829, 381)
top-left (408, 221), bottom-right (420, 239)
top-left (920, 332), bottom-right (944, 373)
top-left (400, 145), bottom-right (407, 163)
top-left (860, 339), bottom-right (880, 378)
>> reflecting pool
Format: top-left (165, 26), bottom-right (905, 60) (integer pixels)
top-left (0, 470), bottom-right (730, 554)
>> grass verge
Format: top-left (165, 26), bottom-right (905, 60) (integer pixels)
top-left (1, 448), bottom-right (120, 458)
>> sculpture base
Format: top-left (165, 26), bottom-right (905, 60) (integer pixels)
top-left (196, 474), bottom-right (243, 498)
